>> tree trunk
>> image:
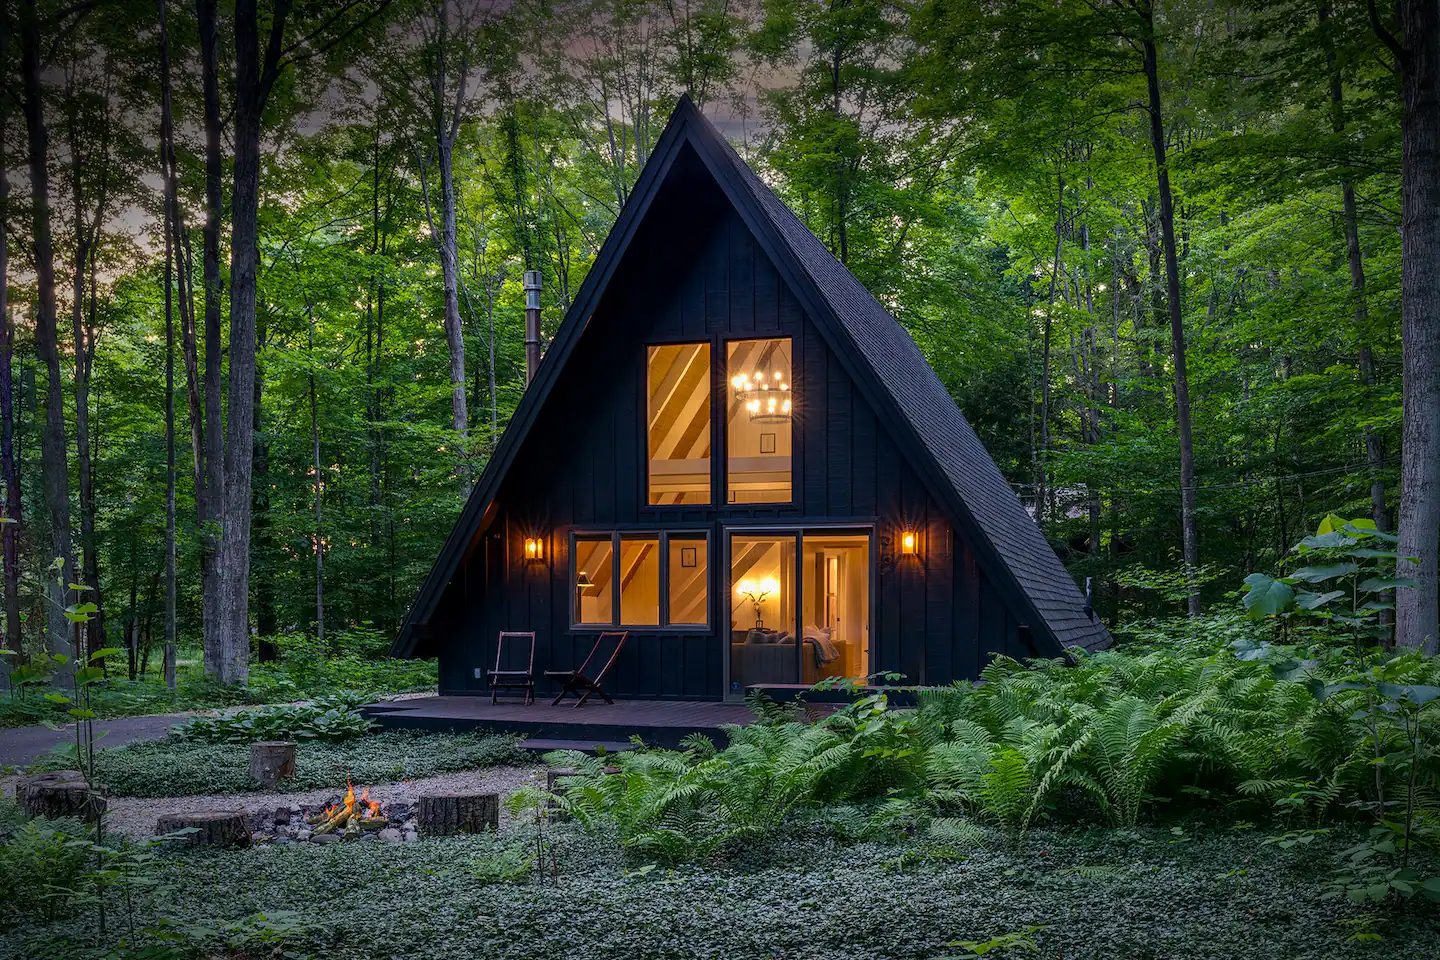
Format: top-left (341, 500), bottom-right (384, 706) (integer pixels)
top-left (252, 304), bottom-right (276, 651)
top-left (437, 118), bottom-right (470, 495)
top-left (159, 0), bottom-right (179, 690)
top-left (211, 0), bottom-right (293, 685)
top-left (415, 1), bottom-right (472, 496)
top-left (307, 303), bottom-right (324, 644)
top-left (154, 810), bottom-right (251, 847)
top-left (19, 770), bottom-right (105, 821)
top-left (1037, 169), bottom-right (1063, 528)
top-left (0, 1), bottom-right (20, 677)
top-left (1392, 0), bottom-right (1440, 653)
top-left (19, 0), bottom-right (74, 663)
top-left (1141, 4), bottom-right (1201, 617)
top-left (65, 66), bottom-right (112, 656)
top-left (417, 791), bottom-right (499, 836)
top-left (247, 741), bottom-right (296, 789)
top-left (196, 0), bottom-right (225, 677)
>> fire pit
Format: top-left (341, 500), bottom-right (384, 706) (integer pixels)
top-left (308, 780), bottom-right (387, 837)
top-left (245, 779), bottom-right (419, 845)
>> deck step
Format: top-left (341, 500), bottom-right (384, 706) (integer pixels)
top-left (518, 738), bottom-right (638, 754)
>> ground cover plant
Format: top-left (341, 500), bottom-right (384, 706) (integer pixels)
top-left (25, 730), bottom-right (528, 798)
top-left (2, 821), bottom-right (1436, 959)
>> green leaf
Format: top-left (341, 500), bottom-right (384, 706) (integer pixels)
top-left (88, 646), bottom-right (124, 660)
top-left (1290, 563), bottom-right (1358, 583)
top-left (1242, 574), bottom-right (1294, 617)
top-left (1297, 532), bottom-right (1351, 550)
top-left (1295, 590), bottom-right (1345, 610)
top-left (1358, 577), bottom-right (1417, 593)
top-left (1376, 684), bottom-right (1440, 706)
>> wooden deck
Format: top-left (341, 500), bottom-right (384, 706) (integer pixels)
top-left (362, 696), bottom-right (757, 750)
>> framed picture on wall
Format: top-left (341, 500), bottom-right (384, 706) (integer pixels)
top-left (680, 547), bottom-right (697, 568)
top-left (760, 432), bottom-right (777, 454)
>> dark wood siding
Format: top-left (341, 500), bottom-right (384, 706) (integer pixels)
top-left (433, 145), bottom-right (1035, 698)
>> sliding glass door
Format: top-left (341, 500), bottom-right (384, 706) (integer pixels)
top-left (727, 529), bottom-right (871, 697)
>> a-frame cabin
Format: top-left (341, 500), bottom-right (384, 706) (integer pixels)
top-left (391, 96), bottom-right (1111, 701)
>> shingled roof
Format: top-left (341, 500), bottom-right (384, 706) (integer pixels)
top-left (392, 96), bottom-right (1111, 659)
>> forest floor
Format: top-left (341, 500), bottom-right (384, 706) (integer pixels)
top-left (6, 820), bottom-right (1437, 959)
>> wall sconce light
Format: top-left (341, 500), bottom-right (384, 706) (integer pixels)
top-left (524, 536), bottom-right (544, 561)
top-left (901, 530), bottom-right (918, 556)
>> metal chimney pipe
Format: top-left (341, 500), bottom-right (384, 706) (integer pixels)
top-left (523, 270), bottom-right (542, 385)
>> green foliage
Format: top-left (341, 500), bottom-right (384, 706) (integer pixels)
top-left (0, 652), bottom-right (437, 730)
top-left (26, 731), bottom-right (528, 798)
top-left (4, 824), bottom-right (1436, 960)
top-left (552, 633), bottom-right (1440, 864)
top-left (0, 814), bottom-right (93, 924)
top-left (171, 698), bottom-right (374, 744)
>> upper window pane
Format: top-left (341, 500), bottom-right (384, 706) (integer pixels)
top-left (648, 343), bottom-right (712, 505)
top-left (619, 537), bottom-right (661, 625)
top-left (575, 537), bottom-right (614, 625)
top-left (668, 535), bottom-right (708, 626)
top-left (727, 339), bottom-right (793, 503)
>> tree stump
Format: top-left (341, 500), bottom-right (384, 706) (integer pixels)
top-left (417, 791), bottom-right (499, 836)
top-left (247, 741), bottom-right (297, 789)
top-left (17, 770), bottom-right (106, 821)
top-left (154, 810), bottom-right (252, 847)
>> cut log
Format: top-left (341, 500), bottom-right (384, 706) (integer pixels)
top-left (17, 770), bottom-right (106, 821)
top-left (247, 741), bottom-right (297, 789)
top-left (154, 810), bottom-right (251, 847)
top-left (417, 791), bottom-right (499, 837)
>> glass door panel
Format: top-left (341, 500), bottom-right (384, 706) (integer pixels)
top-left (729, 533), bottom-right (798, 694)
top-left (801, 534), bottom-right (870, 682)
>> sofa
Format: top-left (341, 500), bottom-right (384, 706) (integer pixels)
top-left (729, 626), bottom-right (840, 689)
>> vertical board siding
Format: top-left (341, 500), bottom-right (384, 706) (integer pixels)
top-left (431, 148), bottom-right (1031, 698)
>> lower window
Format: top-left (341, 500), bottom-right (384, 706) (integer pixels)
top-left (571, 531), bottom-right (709, 629)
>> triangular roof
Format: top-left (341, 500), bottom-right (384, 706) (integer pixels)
top-left (392, 95), bottom-right (1111, 659)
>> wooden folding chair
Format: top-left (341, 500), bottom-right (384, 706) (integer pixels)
top-left (487, 631), bottom-right (536, 705)
top-left (545, 631), bottom-right (627, 707)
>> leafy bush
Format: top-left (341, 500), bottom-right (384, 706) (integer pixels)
top-left (548, 633), bottom-right (1440, 864)
top-left (172, 697), bottom-right (374, 743)
top-left (0, 814), bottom-right (93, 924)
top-left (27, 731), bottom-right (529, 798)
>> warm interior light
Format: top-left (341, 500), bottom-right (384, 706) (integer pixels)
top-left (901, 531), bottom-right (917, 555)
top-left (524, 537), bottom-right (543, 560)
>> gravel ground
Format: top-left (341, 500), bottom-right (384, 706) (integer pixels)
top-left (5, 765), bottom-right (546, 840)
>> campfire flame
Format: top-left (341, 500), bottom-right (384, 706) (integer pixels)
top-left (305, 775), bottom-right (389, 835)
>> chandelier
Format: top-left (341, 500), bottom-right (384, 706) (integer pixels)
top-left (731, 370), bottom-right (792, 423)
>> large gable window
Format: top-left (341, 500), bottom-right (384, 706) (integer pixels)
top-left (648, 343), bottom-right (712, 505)
top-left (727, 338), bottom-right (793, 503)
top-left (572, 531), bottom-right (709, 629)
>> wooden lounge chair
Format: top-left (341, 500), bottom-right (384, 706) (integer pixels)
top-left (487, 631), bottom-right (536, 705)
top-left (545, 631), bottom-right (627, 707)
